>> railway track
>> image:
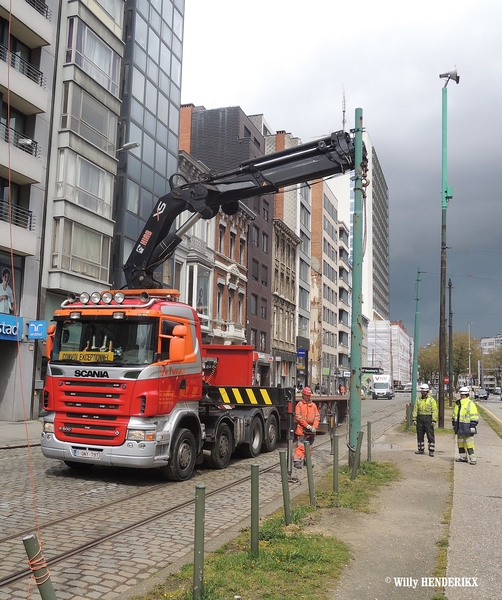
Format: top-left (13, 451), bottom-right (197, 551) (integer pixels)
top-left (0, 396), bottom-right (408, 598)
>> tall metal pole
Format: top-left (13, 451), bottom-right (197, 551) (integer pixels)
top-left (411, 267), bottom-right (422, 409)
top-left (448, 278), bottom-right (454, 407)
top-left (467, 321), bottom-right (472, 386)
top-left (438, 68), bottom-right (459, 428)
top-left (348, 108), bottom-right (365, 466)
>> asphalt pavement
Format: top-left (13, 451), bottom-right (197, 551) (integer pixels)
top-left (1, 408), bottom-right (501, 599)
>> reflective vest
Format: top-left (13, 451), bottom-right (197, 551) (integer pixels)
top-left (412, 394), bottom-right (438, 421)
top-left (294, 399), bottom-right (320, 435)
top-left (453, 398), bottom-right (479, 436)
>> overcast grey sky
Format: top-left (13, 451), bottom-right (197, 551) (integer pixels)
top-left (180, 0), bottom-right (502, 347)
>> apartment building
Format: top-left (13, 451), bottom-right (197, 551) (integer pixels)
top-left (0, 0), bottom-right (56, 420)
top-left (180, 104), bottom-right (275, 385)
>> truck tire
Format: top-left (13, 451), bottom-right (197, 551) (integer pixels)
top-left (262, 414), bottom-right (278, 453)
top-left (206, 423), bottom-right (233, 469)
top-left (161, 428), bottom-right (196, 481)
top-left (241, 415), bottom-right (263, 458)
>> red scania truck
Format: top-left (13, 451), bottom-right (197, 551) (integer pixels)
top-left (41, 130), bottom-right (359, 480)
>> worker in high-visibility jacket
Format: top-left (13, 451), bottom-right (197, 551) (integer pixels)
top-left (412, 383), bottom-right (438, 456)
top-left (453, 387), bottom-right (479, 465)
top-left (293, 387), bottom-right (320, 469)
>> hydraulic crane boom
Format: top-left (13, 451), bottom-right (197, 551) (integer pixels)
top-left (124, 129), bottom-right (360, 289)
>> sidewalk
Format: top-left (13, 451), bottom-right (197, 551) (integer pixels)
top-left (0, 419), bottom-right (41, 449)
top-left (304, 414), bottom-right (502, 600)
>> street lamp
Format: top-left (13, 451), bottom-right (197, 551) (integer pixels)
top-left (467, 322), bottom-right (472, 385)
top-left (438, 68), bottom-right (459, 428)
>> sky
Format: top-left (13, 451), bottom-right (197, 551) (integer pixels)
top-left (180, 0), bottom-right (502, 347)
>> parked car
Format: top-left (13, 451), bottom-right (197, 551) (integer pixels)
top-left (475, 388), bottom-right (489, 400)
top-left (403, 383), bottom-right (413, 393)
top-left (495, 386), bottom-right (501, 396)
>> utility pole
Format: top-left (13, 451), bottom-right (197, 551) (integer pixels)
top-left (448, 278), bottom-right (454, 407)
top-left (438, 68), bottom-right (459, 428)
top-left (411, 268), bottom-right (422, 408)
top-left (348, 108), bottom-right (366, 467)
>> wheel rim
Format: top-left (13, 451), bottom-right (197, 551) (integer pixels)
top-left (178, 439), bottom-right (193, 471)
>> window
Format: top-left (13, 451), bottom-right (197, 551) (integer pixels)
top-left (229, 232), bottom-right (236, 260)
top-left (252, 225), bottom-right (259, 246)
top-left (238, 293), bottom-right (244, 325)
top-left (251, 259), bottom-right (259, 281)
top-left (218, 224), bottom-right (225, 253)
top-left (52, 218), bottom-right (110, 282)
top-left (251, 294), bottom-right (258, 316)
top-left (56, 150), bottom-right (114, 219)
top-left (259, 331), bottom-right (266, 352)
top-left (261, 264), bottom-right (268, 286)
top-left (239, 238), bottom-right (245, 264)
top-left (95, 0), bottom-right (124, 26)
top-left (228, 289), bottom-right (234, 322)
top-left (250, 328), bottom-right (257, 348)
top-left (299, 287), bottom-right (309, 311)
top-left (263, 201), bottom-right (269, 221)
top-left (66, 18), bottom-right (121, 97)
top-left (260, 299), bottom-right (267, 319)
top-left (216, 284), bottom-right (223, 321)
top-left (262, 233), bottom-right (268, 254)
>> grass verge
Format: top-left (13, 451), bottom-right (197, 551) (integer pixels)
top-left (131, 461), bottom-right (399, 600)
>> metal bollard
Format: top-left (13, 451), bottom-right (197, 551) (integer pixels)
top-left (332, 434), bottom-right (339, 493)
top-left (279, 450), bottom-right (292, 525)
top-left (304, 441), bottom-right (316, 507)
top-left (251, 464), bottom-right (259, 555)
top-left (22, 535), bottom-right (57, 600)
top-left (367, 421), bottom-right (372, 462)
top-left (193, 484), bottom-right (206, 600)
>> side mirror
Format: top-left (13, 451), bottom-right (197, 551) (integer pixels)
top-left (46, 325), bottom-right (56, 359)
top-left (169, 337), bottom-right (186, 362)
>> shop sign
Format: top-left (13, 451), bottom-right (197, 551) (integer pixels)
top-left (0, 314), bottom-right (23, 341)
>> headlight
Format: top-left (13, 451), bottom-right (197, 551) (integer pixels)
top-left (126, 429), bottom-right (156, 441)
top-left (43, 422), bottom-right (55, 433)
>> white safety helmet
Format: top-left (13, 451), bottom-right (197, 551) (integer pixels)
top-left (459, 386), bottom-right (470, 395)
top-left (419, 384), bottom-right (430, 392)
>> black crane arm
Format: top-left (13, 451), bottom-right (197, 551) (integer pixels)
top-left (123, 129), bottom-right (359, 289)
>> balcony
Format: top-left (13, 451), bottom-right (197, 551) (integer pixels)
top-left (0, 45), bottom-right (47, 114)
top-left (0, 125), bottom-right (42, 184)
top-left (0, 201), bottom-right (37, 255)
top-left (0, 2), bottom-right (51, 51)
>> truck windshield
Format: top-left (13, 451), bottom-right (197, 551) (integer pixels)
top-left (51, 318), bottom-right (157, 366)
top-left (374, 382), bottom-right (389, 390)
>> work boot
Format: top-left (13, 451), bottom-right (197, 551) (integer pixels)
top-left (429, 451), bottom-right (434, 457)
top-left (293, 461), bottom-right (303, 469)
top-left (470, 460), bottom-right (477, 465)
top-left (415, 450), bottom-right (424, 455)
top-left (455, 457), bottom-right (468, 463)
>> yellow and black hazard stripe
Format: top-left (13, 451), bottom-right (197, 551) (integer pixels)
top-left (217, 387), bottom-right (274, 406)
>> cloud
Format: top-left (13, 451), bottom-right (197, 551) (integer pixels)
top-left (181, 0), bottom-right (502, 345)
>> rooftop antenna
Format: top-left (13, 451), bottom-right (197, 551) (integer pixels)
top-left (342, 86), bottom-right (346, 131)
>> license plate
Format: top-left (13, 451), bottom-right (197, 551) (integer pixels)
top-left (72, 449), bottom-right (101, 459)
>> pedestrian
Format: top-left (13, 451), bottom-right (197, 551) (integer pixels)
top-left (412, 383), bottom-right (438, 456)
top-left (453, 386), bottom-right (479, 465)
top-left (315, 382), bottom-right (320, 394)
top-left (293, 387), bottom-right (320, 469)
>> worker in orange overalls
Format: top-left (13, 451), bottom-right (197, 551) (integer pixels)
top-left (293, 387), bottom-right (320, 469)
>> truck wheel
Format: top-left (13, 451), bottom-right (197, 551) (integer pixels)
top-left (162, 428), bottom-right (196, 481)
top-left (262, 414), bottom-right (278, 453)
top-left (241, 416), bottom-right (263, 458)
top-left (207, 423), bottom-right (233, 469)
top-left (320, 403), bottom-right (329, 426)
